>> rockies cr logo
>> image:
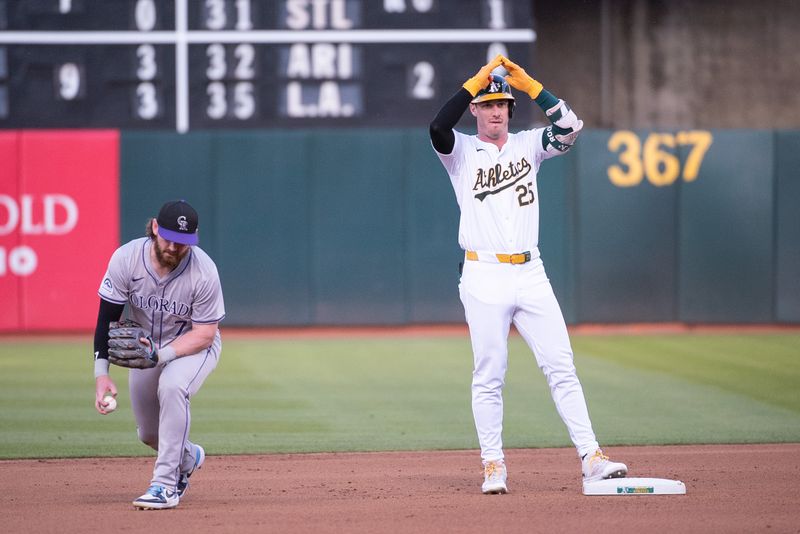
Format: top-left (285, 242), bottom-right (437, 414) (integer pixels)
top-left (177, 216), bottom-right (188, 231)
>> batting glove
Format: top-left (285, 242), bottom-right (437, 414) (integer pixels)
top-left (501, 57), bottom-right (544, 100)
top-left (463, 54), bottom-right (505, 97)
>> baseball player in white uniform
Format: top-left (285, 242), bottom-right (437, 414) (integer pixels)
top-left (429, 55), bottom-right (627, 494)
top-left (93, 200), bottom-right (225, 509)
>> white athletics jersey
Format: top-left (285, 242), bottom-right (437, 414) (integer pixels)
top-left (434, 128), bottom-right (558, 254)
top-left (98, 237), bottom-right (225, 348)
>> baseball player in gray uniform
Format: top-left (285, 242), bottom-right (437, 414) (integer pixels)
top-left (429, 55), bottom-right (627, 494)
top-left (93, 200), bottom-right (225, 509)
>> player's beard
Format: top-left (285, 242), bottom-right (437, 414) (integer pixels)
top-left (153, 239), bottom-right (188, 270)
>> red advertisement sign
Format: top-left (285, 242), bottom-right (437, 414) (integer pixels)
top-left (0, 132), bottom-right (21, 330)
top-left (0, 130), bottom-right (119, 332)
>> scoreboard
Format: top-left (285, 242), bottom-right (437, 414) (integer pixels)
top-left (0, 0), bottom-right (536, 131)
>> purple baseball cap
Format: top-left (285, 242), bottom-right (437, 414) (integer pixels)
top-left (156, 200), bottom-right (199, 245)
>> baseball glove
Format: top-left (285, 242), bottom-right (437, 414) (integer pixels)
top-left (108, 320), bottom-right (158, 369)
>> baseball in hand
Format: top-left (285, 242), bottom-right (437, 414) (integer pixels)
top-left (103, 395), bottom-right (117, 412)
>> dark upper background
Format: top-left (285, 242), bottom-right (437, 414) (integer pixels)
top-left (533, 0), bottom-right (800, 129)
top-left (3, 0), bottom-right (798, 131)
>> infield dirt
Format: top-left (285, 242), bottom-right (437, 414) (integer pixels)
top-left (2, 443), bottom-right (798, 533)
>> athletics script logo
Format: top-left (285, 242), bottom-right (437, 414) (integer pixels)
top-left (472, 157), bottom-right (532, 201)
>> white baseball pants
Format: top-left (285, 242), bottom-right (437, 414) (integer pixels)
top-left (459, 256), bottom-right (600, 462)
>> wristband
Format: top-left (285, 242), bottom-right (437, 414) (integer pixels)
top-left (534, 89), bottom-right (559, 111)
top-left (94, 358), bottom-right (110, 378)
top-left (158, 345), bottom-right (177, 365)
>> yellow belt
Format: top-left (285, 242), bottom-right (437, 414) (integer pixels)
top-left (466, 250), bottom-right (532, 265)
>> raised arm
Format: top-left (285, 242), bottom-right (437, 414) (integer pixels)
top-left (429, 54), bottom-right (504, 154)
top-left (502, 56), bottom-right (584, 156)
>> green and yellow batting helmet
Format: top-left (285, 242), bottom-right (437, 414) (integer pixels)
top-left (471, 74), bottom-right (515, 117)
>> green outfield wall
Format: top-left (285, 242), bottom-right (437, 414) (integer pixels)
top-left (120, 128), bottom-right (800, 326)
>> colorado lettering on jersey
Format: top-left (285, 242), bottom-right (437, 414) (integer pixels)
top-left (472, 158), bottom-right (532, 201)
top-left (129, 293), bottom-right (191, 317)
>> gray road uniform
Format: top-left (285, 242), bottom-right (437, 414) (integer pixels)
top-left (98, 236), bottom-right (225, 490)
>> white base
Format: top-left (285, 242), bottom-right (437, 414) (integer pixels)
top-left (583, 477), bottom-right (686, 496)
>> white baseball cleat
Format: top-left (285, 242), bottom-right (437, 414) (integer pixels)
top-left (177, 443), bottom-right (205, 498)
top-left (133, 484), bottom-right (179, 510)
top-left (481, 460), bottom-right (508, 494)
top-left (582, 449), bottom-right (628, 482)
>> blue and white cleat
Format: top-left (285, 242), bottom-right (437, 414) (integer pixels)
top-left (177, 443), bottom-right (206, 499)
top-left (133, 484), bottom-right (179, 510)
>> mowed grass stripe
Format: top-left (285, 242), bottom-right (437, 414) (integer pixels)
top-left (0, 333), bottom-right (798, 459)
top-left (570, 334), bottom-right (800, 413)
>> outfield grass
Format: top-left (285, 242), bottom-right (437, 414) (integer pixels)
top-left (0, 332), bottom-right (798, 459)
